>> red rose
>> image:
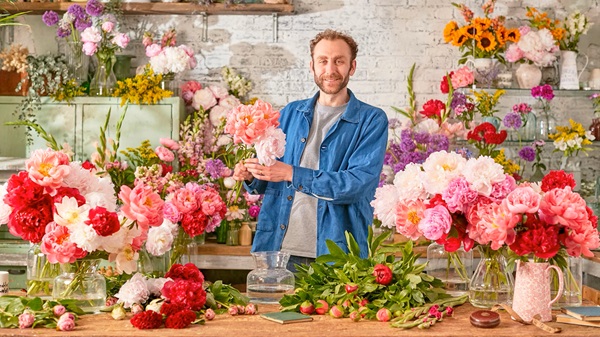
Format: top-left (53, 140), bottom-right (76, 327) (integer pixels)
top-left (165, 263), bottom-right (204, 283)
top-left (164, 309), bottom-right (196, 329)
top-left (86, 206), bottom-right (120, 236)
top-left (181, 209), bottom-right (208, 238)
top-left (372, 264), bottom-right (393, 285)
top-left (540, 170), bottom-right (576, 192)
top-left (420, 99), bottom-right (446, 119)
top-left (8, 199), bottom-right (53, 243)
top-left (161, 280), bottom-right (206, 311)
top-left (130, 310), bottom-right (163, 329)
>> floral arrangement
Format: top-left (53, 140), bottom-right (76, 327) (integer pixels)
top-left (525, 7), bottom-right (565, 43)
top-left (466, 122), bottom-right (508, 157)
top-left (531, 84), bottom-right (554, 114)
top-left (502, 102), bottom-right (532, 132)
top-left (143, 28), bottom-right (196, 76)
top-left (505, 26), bottom-right (558, 67)
top-left (549, 119), bottom-right (595, 158)
top-left (0, 44), bottom-right (28, 73)
top-left (279, 231), bottom-right (468, 329)
top-left (112, 69), bottom-right (173, 106)
top-left (113, 263), bottom-right (252, 329)
top-left (470, 88), bottom-right (505, 118)
top-left (0, 296), bottom-right (83, 330)
top-left (559, 10), bottom-right (592, 52)
top-left (41, 4), bottom-right (91, 46)
top-left (443, 0), bottom-right (520, 63)
top-left (79, 0), bottom-right (130, 64)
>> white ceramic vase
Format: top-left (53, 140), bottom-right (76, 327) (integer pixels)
top-left (515, 63), bottom-right (542, 89)
top-left (559, 50), bottom-right (588, 90)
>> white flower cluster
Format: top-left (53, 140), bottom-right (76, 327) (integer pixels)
top-left (114, 273), bottom-right (169, 309)
top-left (221, 67), bottom-right (252, 98)
top-left (564, 11), bottom-right (592, 38)
top-left (149, 45), bottom-right (196, 75)
top-left (553, 131), bottom-right (595, 153)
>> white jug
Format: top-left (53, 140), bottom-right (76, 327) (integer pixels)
top-left (559, 50), bottom-right (588, 90)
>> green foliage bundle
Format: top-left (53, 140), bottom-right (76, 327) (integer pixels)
top-left (0, 296), bottom-right (83, 329)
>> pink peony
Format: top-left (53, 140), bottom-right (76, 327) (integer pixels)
top-left (145, 43), bottom-right (162, 58)
top-left (563, 226), bottom-right (600, 257)
top-left (162, 202), bottom-right (182, 223)
top-left (197, 186), bottom-right (226, 217)
top-left (539, 187), bottom-right (590, 231)
top-left (25, 148), bottom-right (70, 192)
top-left (502, 186), bottom-right (541, 214)
top-left (395, 199), bottom-right (426, 240)
top-left (119, 185), bottom-right (164, 229)
top-left (489, 174), bottom-right (517, 201)
top-left (209, 85), bottom-right (229, 100)
top-left (112, 33), bottom-right (130, 49)
top-left (254, 126), bottom-right (286, 166)
top-left (192, 88), bottom-right (218, 112)
top-left (418, 205), bottom-right (452, 241)
top-left (101, 21), bottom-right (114, 33)
top-left (155, 146), bottom-right (174, 162)
top-left (40, 223), bottom-right (87, 263)
top-left (476, 202), bottom-right (520, 249)
top-left (451, 66), bottom-right (474, 89)
top-left (441, 177), bottom-right (478, 213)
top-left (224, 99), bottom-right (280, 145)
top-left (180, 81), bottom-right (202, 104)
top-left (18, 311), bottom-right (35, 329)
top-left (159, 137), bottom-right (180, 151)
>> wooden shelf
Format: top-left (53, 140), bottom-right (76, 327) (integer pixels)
top-left (0, 2), bottom-right (294, 15)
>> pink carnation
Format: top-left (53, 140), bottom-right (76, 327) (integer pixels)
top-left (489, 174), bottom-right (517, 201)
top-left (395, 199), bottom-right (425, 240)
top-left (224, 99), bottom-right (280, 145)
top-left (442, 177), bottom-right (478, 213)
top-left (25, 148), bottom-right (70, 192)
top-left (502, 186), bottom-right (541, 214)
top-left (418, 204), bottom-right (452, 240)
top-left (450, 66), bottom-right (474, 89)
top-left (119, 185), bottom-right (164, 229)
top-left (40, 223), bottom-right (87, 264)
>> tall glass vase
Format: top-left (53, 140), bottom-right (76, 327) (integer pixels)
top-left (426, 243), bottom-right (472, 296)
top-left (63, 41), bottom-right (90, 85)
top-left (535, 103), bottom-right (556, 140)
top-left (26, 243), bottom-right (60, 299)
top-left (468, 246), bottom-right (514, 308)
top-left (137, 247), bottom-right (171, 278)
top-left (169, 227), bottom-right (193, 268)
top-left (89, 54), bottom-right (116, 96)
top-left (560, 156), bottom-right (582, 191)
top-left (52, 259), bottom-right (107, 314)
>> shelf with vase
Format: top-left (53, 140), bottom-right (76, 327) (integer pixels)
top-left (0, 2), bottom-right (294, 15)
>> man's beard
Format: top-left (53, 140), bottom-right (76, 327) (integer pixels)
top-left (313, 69), bottom-right (351, 95)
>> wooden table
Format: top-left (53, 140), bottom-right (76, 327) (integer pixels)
top-left (1, 303), bottom-right (599, 337)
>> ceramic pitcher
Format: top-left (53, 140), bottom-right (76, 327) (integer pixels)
top-left (512, 261), bottom-right (564, 322)
top-left (559, 50), bottom-right (588, 90)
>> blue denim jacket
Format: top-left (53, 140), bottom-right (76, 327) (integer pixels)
top-left (245, 90), bottom-right (388, 257)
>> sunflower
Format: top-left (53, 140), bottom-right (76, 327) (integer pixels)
top-left (503, 28), bottom-right (520, 43)
top-left (443, 21), bottom-right (459, 43)
top-left (451, 26), bottom-right (470, 47)
top-left (495, 26), bottom-right (507, 47)
top-left (464, 24), bottom-right (480, 39)
top-left (472, 17), bottom-right (492, 33)
top-left (476, 31), bottom-right (497, 53)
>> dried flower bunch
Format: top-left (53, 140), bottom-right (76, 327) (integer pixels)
top-left (0, 44), bottom-right (29, 73)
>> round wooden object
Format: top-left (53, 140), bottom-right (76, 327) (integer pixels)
top-left (470, 310), bottom-right (500, 328)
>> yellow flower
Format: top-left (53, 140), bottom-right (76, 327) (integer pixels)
top-left (476, 31), bottom-right (497, 52)
top-left (443, 21), bottom-right (459, 43)
top-left (113, 68), bottom-right (172, 106)
top-left (494, 149), bottom-right (519, 175)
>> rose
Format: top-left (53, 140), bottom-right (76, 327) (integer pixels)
top-left (53, 305), bottom-right (66, 317)
top-left (245, 303), bottom-right (257, 315)
top-left (56, 314), bottom-right (75, 331)
top-left (372, 263), bottom-right (393, 285)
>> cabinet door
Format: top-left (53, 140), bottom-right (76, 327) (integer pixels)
top-left (28, 102), bottom-right (77, 156)
top-left (0, 99), bottom-right (26, 157)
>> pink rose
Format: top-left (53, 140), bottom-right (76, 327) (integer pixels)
top-left (53, 305), bottom-right (66, 317)
top-left (112, 33), bottom-right (130, 49)
top-left (101, 21), bottom-right (114, 33)
top-left (18, 311), bottom-right (35, 329)
top-left (418, 205), bottom-right (452, 241)
top-left (503, 186), bottom-right (541, 214)
top-left (145, 44), bottom-right (162, 58)
top-left (56, 315), bottom-right (75, 331)
top-left (119, 185), bottom-right (164, 229)
top-left (192, 88), bottom-right (218, 112)
top-left (155, 146), bottom-right (174, 162)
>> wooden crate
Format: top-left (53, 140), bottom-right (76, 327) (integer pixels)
top-left (0, 71), bottom-right (28, 96)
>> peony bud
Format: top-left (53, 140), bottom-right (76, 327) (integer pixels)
top-left (376, 308), bottom-right (392, 322)
top-left (348, 311), bottom-right (361, 322)
top-left (111, 305), bottom-right (127, 320)
top-left (372, 264), bottom-right (393, 285)
top-left (341, 300), bottom-right (352, 309)
top-left (60, 313), bottom-right (75, 321)
top-left (56, 316), bottom-right (75, 331)
top-left (105, 296), bottom-right (118, 307)
top-left (245, 303), bottom-right (257, 315)
top-left (358, 306), bottom-right (369, 318)
top-left (205, 308), bottom-right (216, 320)
top-left (329, 305), bottom-right (344, 318)
top-left (445, 306), bottom-right (454, 317)
top-left (299, 301), bottom-right (315, 315)
top-left (228, 306), bottom-right (239, 316)
top-left (18, 311), bottom-right (35, 329)
top-left (344, 283), bottom-right (358, 294)
top-left (315, 300), bottom-right (329, 315)
top-left (53, 305), bottom-right (66, 317)
top-left (131, 303), bottom-right (144, 314)
top-left (359, 298), bottom-right (369, 307)
top-left (145, 299), bottom-right (163, 313)
top-left (236, 304), bottom-right (245, 315)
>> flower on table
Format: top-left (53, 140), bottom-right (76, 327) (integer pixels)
top-left (559, 10), bottom-right (593, 53)
top-left (548, 119), bottom-right (595, 157)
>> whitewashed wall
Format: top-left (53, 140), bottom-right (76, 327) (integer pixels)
top-left (10, 0), bottom-right (600, 184)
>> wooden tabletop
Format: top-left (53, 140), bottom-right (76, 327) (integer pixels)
top-left (1, 303), bottom-right (598, 337)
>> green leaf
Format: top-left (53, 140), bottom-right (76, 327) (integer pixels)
top-left (27, 297), bottom-right (44, 311)
top-left (345, 231), bottom-right (361, 257)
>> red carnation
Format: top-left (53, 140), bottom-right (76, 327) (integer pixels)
top-left (160, 163), bottom-right (173, 176)
top-left (540, 170), bottom-right (576, 192)
top-left (161, 280), bottom-right (206, 311)
top-left (420, 99), bottom-right (446, 119)
top-left (130, 310), bottom-right (163, 330)
top-left (3, 171), bottom-right (46, 209)
top-left (372, 264), bottom-right (393, 285)
top-left (86, 206), bottom-right (120, 236)
top-left (81, 160), bottom-right (95, 171)
top-left (165, 263), bottom-right (204, 283)
top-left (160, 302), bottom-right (187, 317)
top-left (164, 309), bottom-right (197, 329)
top-left (586, 206), bottom-right (598, 229)
top-left (440, 72), bottom-right (454, 94)
top-left (483, 129), bottom-right (507, 144)
top-left (8, 200), bottom-right (53, 243)
top-left (181, 209), bottom-right (208, 237)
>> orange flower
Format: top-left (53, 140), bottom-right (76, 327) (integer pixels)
top-left (452, 27), bottom-right (470, 47)
top-left (476, 31), bottom-right (497, 52)
top-left (443, 21), bottom-right (459, 43)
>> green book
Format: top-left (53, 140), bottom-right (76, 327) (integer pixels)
top-left (260, 312), bottom-right (313, 324)
top-left (561, 306), bottom-right (600, 321)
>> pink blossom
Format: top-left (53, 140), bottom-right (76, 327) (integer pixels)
top-left (209, 85), bottom-right (229, 100)
top-left (112, 33), bottom-right (130, 49)
top-left (56, 314), bottom-right (75, 331)
top-left (119, 185), bottom-right (164, 229)
top-left (224, 99), bottom-right (280, 145)
top-left (442, 177), bottom-right (478, 213)
top-left (40, 223), bottom-right (87, 263)
top-left (395, 199), bottom-right (426, 240)
top-left (180, 81), bottom-right (202, 104)
top-left (489, 174), bottom-right (517, 201)
top-left (502, 186), bottom-right (541, 214)
top-left (209, 106), bottom-right (229, 127)
top-left (218, 95), bottom-right (241, 110)
top-left (204, 308), bottom-right (216, 320)
top-left (198, 186), bottom-right (226, 217)
top-left (539, 187), bottom-right (589, 230)
top-left (254, 127), bottom-right (286, 166)
top-left (163, 202), bottom-right (182, 223)
top-left (169, 187), bottom-right (198, 214)
top-left (101, 21), bottom-right (114, 33)
top-left (451, 66), bottom-right (474, 88)
top-left (18, 311), bottom-right (35, 329)
top-left (159, 138), bottom-right (180, 151)
top-left (192, 88), bottom-right (218, 112)
top-left (418, 205), bottom-right (452, 241)
top-left (81, 26), bottom-right (102, 43)
top-left (145, 44), bottom-right (162, 58)
top-left (53, 305), bottom-right (66, 317)
top-left (376, 308), bottom-right (391, 322)
top-left (476, 202), bottom-right (519, 249)
top-left (505, 43), bottom-right (524, 63)
top-left (155, 146), bottom-right (174, 162)
top-left (82, 42), bottom-right (98, 56)
top-left (563, 226), bottom-right (600, 257)
top-left (25, 148), bottom-right (70, 192)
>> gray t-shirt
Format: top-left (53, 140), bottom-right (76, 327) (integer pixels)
top-left (281, 102), bottom-right (347, 258)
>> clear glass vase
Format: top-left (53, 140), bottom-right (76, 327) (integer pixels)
top-left (52, 259), bottom-right (107, 314)
top-left (26, 243), bottom-right (60, 299)
top-left (560, 156), bottom-right (582, 191)
top-left (226, 221), bottom-right (241, 246)
top-left (63, 41), bottom-right (90, 85)
top-left (137, 247), bottom-right (171, 278)
top-left (535, 103), bottom-right (556, 140)
top-left (169, 227), bottom-right (193, 268)
top-left (246, 251), bottom-right (295, 304)
top-left (89, 54), bottom-right (116, 96)
top-left (159, 72), bottom-right (178, 96)
top-left (551, 256), bottom-right (583, 308)
top-left (519, 112), bottom-right (537, 142)
top-left (468, 246), bottom-right (514, 308)
top-left (427, 242), bottom-right (472, 297)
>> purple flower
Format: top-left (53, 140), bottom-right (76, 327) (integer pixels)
top-left (74, 17), bottom-right (92, 31)
top-left (451, 92), bottom-right (467, 110)
top-left (388, 118), bottom-right (402, 129)
top-left (67, 4), bottom-right (86, 19)
top-left (503, 112), bottom-right (522, 129)
top-left (85, 0), bottom-right (104, 17)
top-left (56, 27), bottom-right (72, 38)
top-left (518, 146), bottom-right (536, 162)
top-left (42, 11), bottom-right (60, 26)
top-left (204, 158), bottom-right (226, 179)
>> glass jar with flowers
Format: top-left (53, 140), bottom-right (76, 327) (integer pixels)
top-left (469, 88), bottom-right (505, 129)
top-left (530, 84), bottom-right (556, 140)
top-left (442, 0), bottom-right (520, 85)
top-left (503, 102), bottom-right (536, 142)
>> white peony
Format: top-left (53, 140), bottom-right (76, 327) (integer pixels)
top-left (413, 119), bottom-right (440, 134)
top-left (145, 221), bottom-right (175, 256)
top-left (370, 184), bottom-right (399, 229)
top-left (68, 222), bottom-right (99, 252)
top-left (420, 151), bottom-right (466, 195)
top-left (112, 244), bottom-right (139, 275)
top-left (209, 105), bottom-right (229, 127)
top-left (115, 273), bottom-right (151, 309)
top-left (462, 156), bottom-right (506, 197)
top-left (54, 196), bottom-right (90, 227)
top-left (192, 88), bottom-right (218, 112)
top-left (255, 126), bottom-right (286, 166)
top-left (393, 163), bottom-right (427, 202)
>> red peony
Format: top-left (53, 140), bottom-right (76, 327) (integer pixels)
top-left (130, 310), bottom-right (163, 330)
top-left (372, 263), bottom-right (393, 285)
top-left (420, 99), bottom-right (446, 119)
top-left (540, 170), bottom-right (576, 192)
top-left (509, 216), bottom-right (561, 259)
top-left (86, 206), bottom-right (120, 236)
top-left (161, 280), bottom-right (206, 311)
top-left (3, 171), bottom-right (46, 209)
top-left (7, 199), bottom-right (53, 243)
top-left (165, 263), bottom-right (204, 283)
top-left (164, 309), bottom-right (197, 329)
top-left (181, 209), bottom-right (208, 237)
top-left (160, 302), bottom-right (186, 317)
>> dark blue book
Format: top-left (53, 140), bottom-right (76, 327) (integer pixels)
top-left (561, 306), bottom-right (600, 321)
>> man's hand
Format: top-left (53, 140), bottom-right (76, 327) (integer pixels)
top-left (244, 158), bottom-right (293, 182)
top-left (232, 161), bottom-right (254, 181)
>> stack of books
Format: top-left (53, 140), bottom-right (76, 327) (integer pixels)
top-left (557, 306), bottom-right (600, 328)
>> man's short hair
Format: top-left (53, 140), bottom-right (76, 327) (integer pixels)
top-left (310, 29), bottom-right (358, 61)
